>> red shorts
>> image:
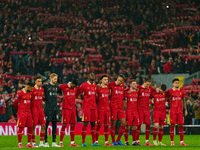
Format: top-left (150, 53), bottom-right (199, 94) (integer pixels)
top-left (82, 109), bottom-right (97, 122)
top-left (126, 112), bottom-right (139, 126)
top-left (170, 111), bottom-right (184, 125)
top-left (138, 109), bottom-right (151, 125)
top-left (111, 108), bottom-right (126, 121)
top-left (97, 110), bottom-right (110, 124)
top-left (62, 108), bottom-right (76, 124)
top-left (17, 113), bottom-right (33, 127)
top-left (32, 109), bottom-right (46, 125)
top-left (153, 110), bottom-right (166, 125)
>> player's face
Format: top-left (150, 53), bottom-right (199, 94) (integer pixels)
top-left (130, 81), bottom-right (137, 89)
top-left (27, 86), bottom-right (34, 93)
top-left (144, 82), bottom-right (151, 88)
top-left (116, 77), bottom-right (124, 86)
top-left (51, 76), bottom-right (58, 84)
top-left (88, 73), bottom-right (95, 81)
top-left (173, 81), bottom-right (179, 88)
top-left (35, 79), bottom-right (42, 87)
top-left (70, 83), bottom-right (77, 89)
top-left (101, 77), bottom-right (108, 85)
top-left (160, 89), bottom-right (164, 93)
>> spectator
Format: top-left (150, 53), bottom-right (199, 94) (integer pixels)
top-left (173, 58), bottom-right (184, 73)
top-left (160, 56), bottom-right (166, 74)
top-left (149, 59), bottom-right (157, 74)
top-left (164, 57), bottom-right (174, 74)
top-left (183, 100), bottom-right (193, 125)
top-left (193, 100), bottom-right (200, 125)
top-left (0, 98), bottom-right (6, 122)
top-left (8, 115), bottom-right (16, 123)
top-left (12, 54), bottom-right (30, 74)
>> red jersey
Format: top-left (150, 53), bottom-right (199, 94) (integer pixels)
top-left (108, 81), bottom-right (125, 109)
top-left (167, 88), bottom-right (185, 112)
top-left (137, 85), bottom-right (154, 110)
top-left (152, 91), bottom-right (166, 111)
top-left (79, 81), bottom-right (97, 109)
top-left (59, 83), bottom-right (79, 109)
top-left (14, 89), bottom-right (32, 115)
top-left (124, 88), bottom-right (138, 114)
top-left (31, 86), bottom-right (44, 111)
top-left (97, 86), bottom-right (110, 111)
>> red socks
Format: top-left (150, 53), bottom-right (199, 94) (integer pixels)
top-left (170, 125), bottom-right (175, 141)
top-left (40, 133), bottom-right (45, 142)
top-left (124, 129), bottom-right (129, 142)
top-left (82, 126), bottom-right (87, 144)
top-left (158, 128), bottom-right (163, 142)
top-left (60, 125), bottom-right (66, 142)
top-left (179, 125), bottom-right (184, 141)
top-left (104, 125), bottom-right (109, 142)
top-left (17, 127), bottom-right (23, 143)
top-left (153, 127), bottom-right (158, 141)
top-left (96, 125), bottom-right (101, 142)
top-left (132, 130), bottom-right (137, 142)
top-left (145, 124), bottom-right (150, 140)
top-left (32, 134), bottom-right (36, 143)
top-left (70, 125), bottom-right (75, 142)
top-left (137, 125), bottom-right (141, 141)
top-left (116, 126), bottom-right (125, 141)
top-left (111, 126), bottom-right (116, 143)
top-left (27, 127), bottom-right (33, 143)
top-left (91, 126), bottom-right (96, 144)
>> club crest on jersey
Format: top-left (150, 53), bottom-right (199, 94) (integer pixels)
top-left (142, 93), bottom-right (144, 96)
top-left (116, 90), bottom-right (118, 94)
top-left (88, 91), bottom-right (91, 95)
top-left (67, 92), bottom-right (69, 95)
top-left (102, 94), bottom-right (104, 97)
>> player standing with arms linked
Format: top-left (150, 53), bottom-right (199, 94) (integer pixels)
top-left (96, 75), bottom-right (113, 146)
top-left (124, 79), bottom-right (140, 146)
top-left (14, 82), bottom-right (36, 148)
top-left (42, 73), bottom-right (60, 147)
top-left (152, 84), bottom-right (167, 146)
top-left (108, 74), bottom-right (126, 146)
top-left (31, 77), bottom-right (47, 147)
top-left (137, 78), bottom-right (154, 146)
top-left (79, 73), bottom-right (100, 146)
top-left (167, 78), bottom-right (188, 146)
top-left (59, 79), bottom-right (80, 147)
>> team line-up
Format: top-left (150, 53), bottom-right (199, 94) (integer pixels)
top-left (14, 73), bottom-right (188, 148)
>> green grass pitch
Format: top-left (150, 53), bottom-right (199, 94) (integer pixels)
top-left (0, 135), bottom-right (200, 149)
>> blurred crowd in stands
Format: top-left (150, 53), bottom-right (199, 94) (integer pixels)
top-left (1, 0), bottom-right (200, 123)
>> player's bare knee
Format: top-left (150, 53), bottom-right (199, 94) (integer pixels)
top-left (159, 125), bottom-right (164, 129)
top-left (154, 124), bottom-right (159, 128)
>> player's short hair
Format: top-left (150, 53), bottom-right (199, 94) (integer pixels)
top-left (118, 74), bottom-right (125, 80)
top-left (35, 76), bottom-right (42, 82)
top-left (27, 82), bottom-right (34, 87)
top-left (161, 84), bottom-right (167, 91)
top-left (129, 79), bottom-right (136, 84)
top-left (99, 74), bottom-right (108, 80)
top-left (172, 78), bottom-right (179, 83)
top-left (50, 73), bottom-right (58, 78)
top-left (144, 78), bottom-right (151, 83)
top-left (71, 79), bottom-right (78, 86)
